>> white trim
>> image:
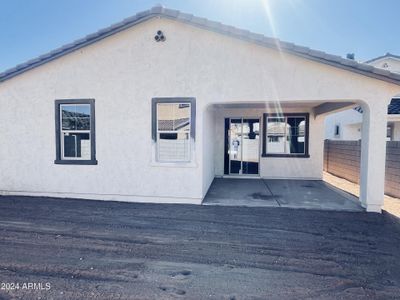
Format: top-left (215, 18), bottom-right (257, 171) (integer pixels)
top-left (60, 103), bottom-right (92, 160)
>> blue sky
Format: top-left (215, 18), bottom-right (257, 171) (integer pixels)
top-left (1, 0), bottom-right (399, 72)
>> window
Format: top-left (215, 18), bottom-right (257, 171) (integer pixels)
top-left (334, 124), bottom-right (340, 137)
top-left (262, 113), bottom-right (309, 157)
top-left (387, 124), bottom-right (393, 141)
top-left (152, 98), bottom-right (196, 162)
top-left (55, 99), bottom-right (97, 165)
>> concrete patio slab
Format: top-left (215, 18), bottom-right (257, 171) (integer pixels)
top-left (203, 178), bottom-right (363, 211)
top-left (203, 178), bottom-right (279, 207)
top-left (265, 179), bottom-right (362, 211)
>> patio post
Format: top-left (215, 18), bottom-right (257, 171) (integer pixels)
top-left (359, 101), bottom-right (388, 213)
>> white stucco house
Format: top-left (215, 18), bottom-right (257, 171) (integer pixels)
top-left (325, 98), bottom-right (400, 141)
top-left (325, 54), bottom-right (400, 141)
top-left (366, 53), bottom-right (400, 73)
top-left (1, 6), bottom-right (400, 213)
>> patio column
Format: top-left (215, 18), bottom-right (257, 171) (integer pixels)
top-left (359, 101), bottom-right (388, 213)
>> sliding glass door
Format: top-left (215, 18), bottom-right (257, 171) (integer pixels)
top-left (228, 118), bottom-right (260, 175)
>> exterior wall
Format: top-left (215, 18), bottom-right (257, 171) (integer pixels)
top-left (214, 108), bottom-right (324, 180)
top-left (202, 105), bottom-right (216, 197)
top-left (343, 123), bottom-right (362, 140)
top-left (393, 121), bottom-right (400, 140)
top-left (324, 140), bottom-right (400, 198)
top-left (1, 17), bottom-right (400, 203)
top-left (367, 57), bottom-right (400, 73)
top-left (324, 55), bottom-right (400, 142)
top-left (324, 109), bottom-right (362, 140)
top-left (325, 111), bottom-right (400, 141)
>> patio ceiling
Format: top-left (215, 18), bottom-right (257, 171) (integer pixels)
top-left (212, 101), bottom-right (357, 115)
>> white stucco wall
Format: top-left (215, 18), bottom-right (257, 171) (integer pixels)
top-left (325, 56), bottom-right (400, 142)
top-left (390, 120), bottom-right (400, 140)
top-left (343, 124), bottom-right (362, 140)
top-left (202, 105), bottom-right (216, 197)
top-left (1, 17), bottom-right (400, 204)
top-left (325, 110), bottom-right (400, 141)
top-left (394, 122), bottom-right (400, 140)
top-left (324, 109), bottom-right (362, 140)
top-left (367, 57), bottom-right (400, 74)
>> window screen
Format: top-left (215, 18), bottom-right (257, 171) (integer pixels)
top-left (55, 99), bottom-right (96, 164)
top-left (157, 103), bottom-right (191, 162)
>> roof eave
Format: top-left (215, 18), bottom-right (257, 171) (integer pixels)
top-left (364, 53), bottom-right (400, 64)
top-left (0, 12), bottom-right (158, 83)
top-left (1, 6), bottom-right (400, 86)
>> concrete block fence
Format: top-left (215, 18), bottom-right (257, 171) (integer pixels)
top-left (324, 140), bottom-right (400, 198)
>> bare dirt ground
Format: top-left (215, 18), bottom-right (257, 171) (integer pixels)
top-left (323, 171), bottom-right (400, 218)
top-left (0, 195), bottom-right (400, 299)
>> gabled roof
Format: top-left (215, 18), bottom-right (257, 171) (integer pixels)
top-left (365, 53), bottom-right (400, 64)
top-left (1, 5), bottom-right (400, 85)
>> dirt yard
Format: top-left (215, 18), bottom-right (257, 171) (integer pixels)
top-left (323, 171), bottom-right (400, 218)
top-left (0, 195), bottom-right (400, 299)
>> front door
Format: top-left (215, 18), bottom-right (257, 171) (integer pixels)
top-left (225, 118), bottom-right (260, 175)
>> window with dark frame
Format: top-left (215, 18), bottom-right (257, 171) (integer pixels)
top-left (55, 99), bottom-right (97, 165)
top-left (152, 98), bottom-right (196, 163)
top-left (262, 113), bottom-right (309, 158)
top-left (334, 124), bottom-right (340, 137)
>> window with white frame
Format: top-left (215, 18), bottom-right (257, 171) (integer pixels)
top-left (55, 99), bottom-right (97, 164)
top-left (262, 113), bottom-right (309, 157)
top-left (152, 98), bottom-right (195, 163)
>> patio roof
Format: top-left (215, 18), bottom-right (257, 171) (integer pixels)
top-left (1, 5), bottom-right (400, 85)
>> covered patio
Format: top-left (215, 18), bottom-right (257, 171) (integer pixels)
top-left (203, 178), bottom-right (362, 211)
top-left (203, 95), bottom-right (400, 213)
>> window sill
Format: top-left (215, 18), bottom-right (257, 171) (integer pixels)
top-left (54, 159), bottom-right (98, 165)
top-left (150, 161), bottom-right (198, 168)
top-left (261, 153), bottom-right (310, 158)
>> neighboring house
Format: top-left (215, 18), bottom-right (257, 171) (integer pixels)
top-left (325, 53), bottom-right (400, 141)
top-left (1, 6), bottom-right (400, 212)
top-left (325, 98), bottom-right (400, 141)
top-left (365, 53), bottom-right (400, 73)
